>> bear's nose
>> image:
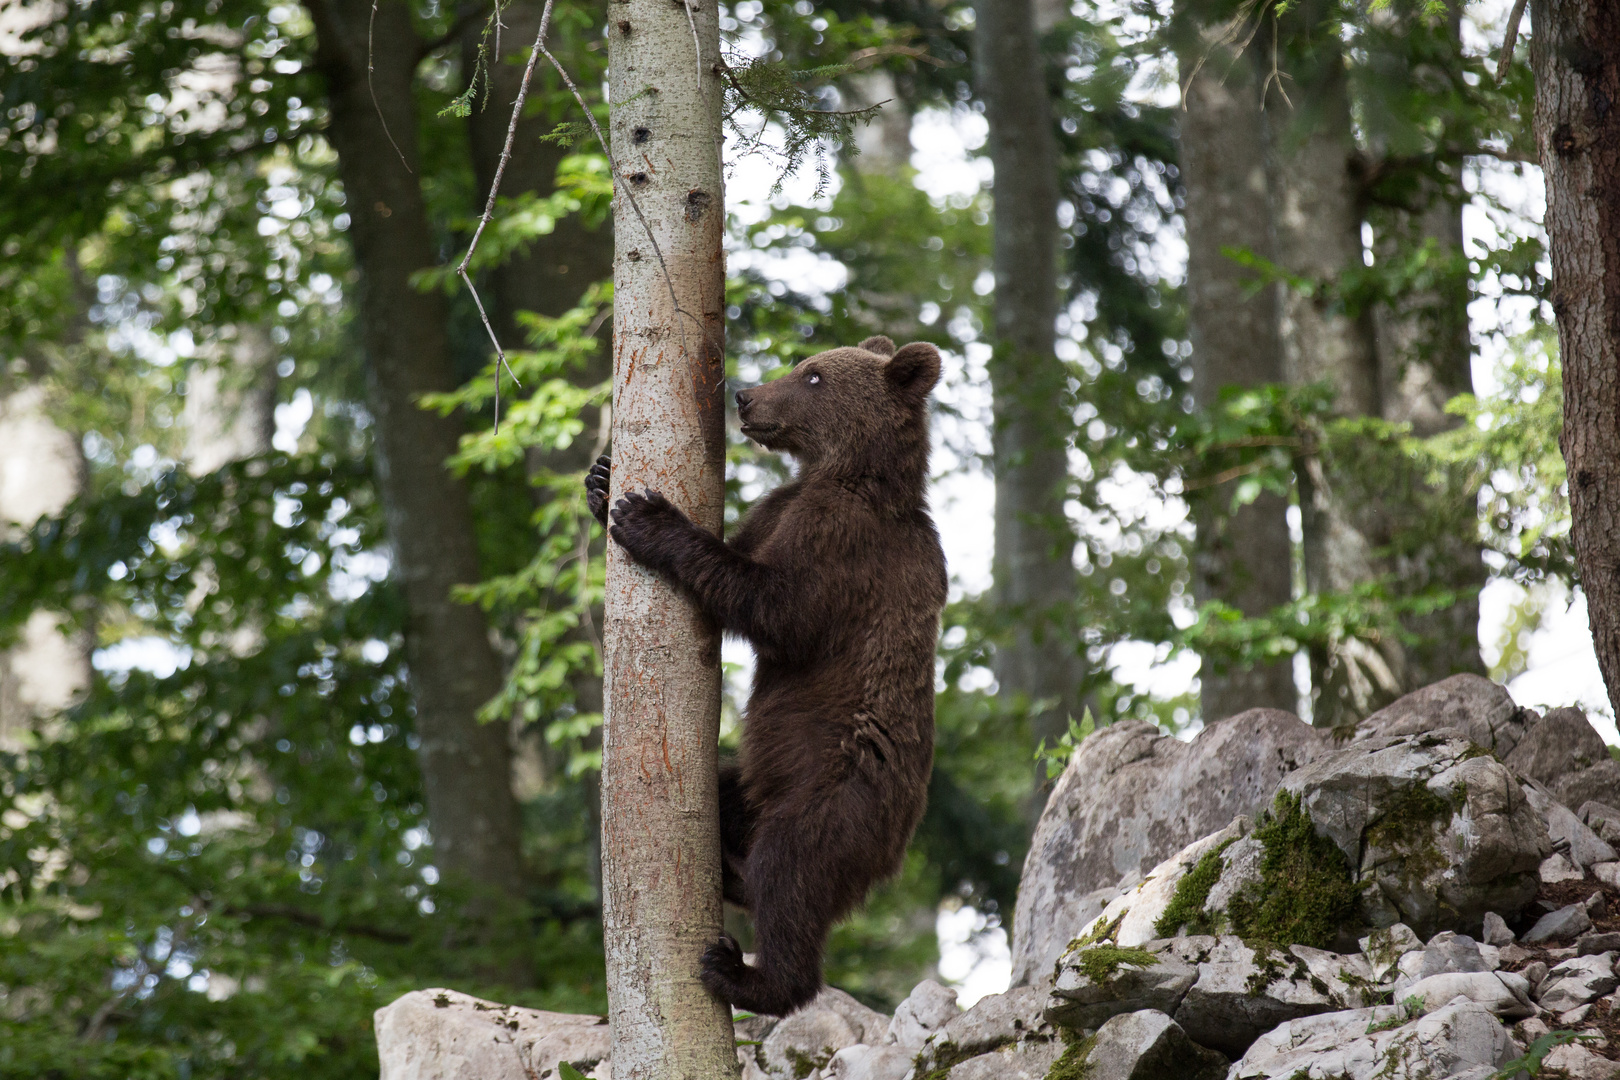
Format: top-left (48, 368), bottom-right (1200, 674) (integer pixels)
top-left (735, 390), bottom-right (752, 415)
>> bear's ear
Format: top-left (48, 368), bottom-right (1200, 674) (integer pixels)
top-left (884, 342), bottom-right (941, 403)
top-left (858, 335), bottom-right (896, 357)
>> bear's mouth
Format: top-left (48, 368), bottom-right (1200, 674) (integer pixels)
top-left (739, 420), bottom-right (782, 441)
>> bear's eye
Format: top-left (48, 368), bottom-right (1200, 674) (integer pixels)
top-left (807, 373), bottom-right (821, 385)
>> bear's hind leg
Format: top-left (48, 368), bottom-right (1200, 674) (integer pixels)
top-left (700, 810), bottom-right (868, 1016)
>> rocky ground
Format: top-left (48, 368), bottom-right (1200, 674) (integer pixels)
top-left (374, 675), bottom-right (1620, 1079)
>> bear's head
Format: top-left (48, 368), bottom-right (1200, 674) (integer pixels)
top-left (734, 335), bottom-right (940, 480)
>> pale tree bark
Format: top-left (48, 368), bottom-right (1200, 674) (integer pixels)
top-left (306, 0), bottom-right (525, 901)
top-left (1264, 0), bottom-right (1399, 727)
top-left (1530, 0), bottom-right (1620, 718)
top-left (976, 0), bottom-right (1085, 766)
top-left (600, 0), bottom-right (736, 1074)
top-left (1175, 4), bottom-right (1298, 721)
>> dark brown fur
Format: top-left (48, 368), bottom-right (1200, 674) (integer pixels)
top-left (585, 335), bottom-right (947, 1016)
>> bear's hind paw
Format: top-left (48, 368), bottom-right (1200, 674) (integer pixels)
top-left (699, 933), bottom-right (748, 995)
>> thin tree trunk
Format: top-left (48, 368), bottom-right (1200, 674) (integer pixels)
top-left (307, 0), bottom-right (525, 901)
top-left (1264, 0), bottom-right (1398, 726)
top-left (600, 0), bottom-right (736, 1073)
top-left (976, 0), bottom-right (1085, 768)
top-left (1176, 4), bottom-right (1298, 721)
top-left (1531, 0), bottom-right (1620, 719)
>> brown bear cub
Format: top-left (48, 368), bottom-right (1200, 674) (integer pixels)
top-left (585, 335), bottom-right (947, 1017)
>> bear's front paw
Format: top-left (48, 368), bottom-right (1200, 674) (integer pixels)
top-left (608, 488), bottom-right (690, 565)
top-left (584, 455), bottom-right (612, 526)
top-left (700, 932), bottom-right (748, 990)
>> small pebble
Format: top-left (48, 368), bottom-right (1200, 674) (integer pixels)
top-left (1482, 911), bottom-right (1515, 946)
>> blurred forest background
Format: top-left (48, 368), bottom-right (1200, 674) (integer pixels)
top-left (0, 0), bottom-right (1582, 1074)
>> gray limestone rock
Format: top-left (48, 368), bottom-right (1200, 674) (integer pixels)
top-left (1067, 818), bottom-right (1252, 947)
top-left (1581, 800), bottom-right (1620, 844)
top-left (1522, 780), bottom-right (1617, 869)
top-left (1579, 931), bottom-right (1620, 955)
top-left (1067, 1009), bottom-right (1227, 1080)
top-left (1011, 710), bottom-right (1331, 985)
top-left (1278, 732), bottom-right (1549, 938)
top-left (821, 1044), bottom-right (913, 1080)
top-left (763, 1001), bottom-right (863, 1078)
top-left (1356, 674), bottom-right (1529, 756)
top-left (929, 1038), bottom-right (1063, 1080)
top-left (1535, 952), bottom-right (1619, 1012)
top-left (884, 980), bottom-right (958, 1049)
top-left (1393, 971), bottom-right (1535, 1019)
top-left (373, 988), bottom-right (611, 1080)
top-left (1506, 706), bottom-right (1609, 784)
top-left (1557, 760), bottom-right (1620, 816)
top-left (907, 984), bottom-right (1052, 1076)
top-left (1523, 902), bottom-right (1593, 945)
top-left (1045, 938), bottom-right (1199, 1030)
top-left (1418, 932), bottom-right (1491, 978)
top-left (1359, 923), bottom-right (1425, 981)
top-left (1228, 1000), bottom-right (1519, 1079)
top-left (1169, 937), bottom-right (1369, 1058)
top-left (1542, 1043), bottom-right (1620, 1079)
top-left (1481, 912), bottom-right (1514, 946)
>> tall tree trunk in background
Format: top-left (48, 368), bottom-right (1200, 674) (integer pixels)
top-left (184, 324), bottom-right (278, 473)
top-left (1, 258), bottom-right (93, 749)
top-left (1531, 0), bottom-right (1620, 719)
top-left (1264, 0), bottom-right (1396, 727)
top-left (1175, 4), bottom-right (1298, 722)
top-left (463, 0), bottom-right (616, 898)
top-left (843, 68), bottom-right (912, 173)
top-left (0, 386), bottom-right (90, 748)
top-left (1363, 3), bottom-right (1485, 687)
top-left (976, 0), bottom-right (1084, 773)
top-left (600, 0), bottom-right (735, 1073)
top-left (307, 0), bottom-right (525, 904)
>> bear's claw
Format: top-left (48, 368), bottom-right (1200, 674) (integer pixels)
top-left (700, 932), bottom-right (748, 991)
top-left (585, 454), bottom-right (613, 526)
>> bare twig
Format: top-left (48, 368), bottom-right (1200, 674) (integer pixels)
top-left (1178, 0), bottom-right (1269, 109)
top-left (455, 0), bottom-right (557, 430)
top-left (452, 0), bottom-right (723, 433)
top-left (1182, 459), bottom-right (1271, 492)
top-left (1495, 0), bottom-right (1529, 83)
top-left (843, 43), bottom-right (946, 70)
top-left (368, 0), bottom-right (415, 173)
top-left (681, 0), bottom-right (708, 108)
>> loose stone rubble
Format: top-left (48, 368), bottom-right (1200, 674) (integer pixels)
top-left (374, 679), bottom-right (1620, 1080)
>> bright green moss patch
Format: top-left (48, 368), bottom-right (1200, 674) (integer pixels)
top-left (1043, 1029), bottom-right (1096, 1080)
top-left (1071, 944), bottom-right (1159, 985)
top-left (1153, 837), bottom-right (1237, 939)
top-left (1226, 790), bottom-right (1360, 949)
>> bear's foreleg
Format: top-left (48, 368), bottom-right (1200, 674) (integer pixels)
top-left (607, 489), bottom-right (802, 649)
